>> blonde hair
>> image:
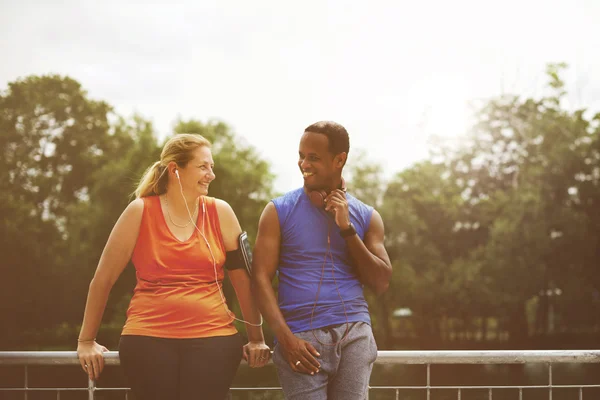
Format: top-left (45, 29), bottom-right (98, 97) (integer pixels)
top-left (134, 133), bottom-right (212, 198)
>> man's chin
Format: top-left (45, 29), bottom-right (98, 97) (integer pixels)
top-left (303, 182), bottom-right (323, 192)
top-left (304, 174), bottom-right (328, 190)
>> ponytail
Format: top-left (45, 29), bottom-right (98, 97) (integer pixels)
top-left (134, 161), bottom-right (168, 198)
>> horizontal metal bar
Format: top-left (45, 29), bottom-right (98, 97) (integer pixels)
top-left (2, 350), bottom-right (600, 366)
top-left (3, 384), bottom-right (600, 392)
top-left (375, 350), bottom-right (600, 364)
top-left (0, 388), bottom-right (131, 393)
top-left (0, 388), bottom-right (98, 392)
top-left (368, 384), bottom-right (600, 389)
top-left (0, 351), bottom-right (120, 366)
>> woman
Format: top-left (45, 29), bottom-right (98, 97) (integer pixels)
top-left (76, 133), bottom-right (270, 400)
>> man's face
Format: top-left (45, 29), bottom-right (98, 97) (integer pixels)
top-left (298, 131), bottom-right (336, 191)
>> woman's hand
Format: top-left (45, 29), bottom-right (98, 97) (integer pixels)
top-left (77, 341), bottom-right (109, 380)
top-left (242, 341), bottom-right (271, 368)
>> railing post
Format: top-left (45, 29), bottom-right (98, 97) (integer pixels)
top-left (548, 363), bottom-right (553, 400)
top-left (88, 377), bottom-right (95, 400)
top-left (426, 363), bottom-right (431, 400)
top-left (24, 365), bottom-right (28, 400)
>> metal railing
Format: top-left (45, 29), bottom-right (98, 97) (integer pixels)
top-left (1, 350), bottom-right (600, 399)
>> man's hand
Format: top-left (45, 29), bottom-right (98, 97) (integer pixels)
top-left (281, 335), bottom-right (321, 375)
top-left (324, 189), bottom-right (350, 230)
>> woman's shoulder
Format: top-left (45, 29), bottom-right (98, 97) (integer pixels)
top-left (131, 195), bottom-right (162, 213)
top-left (209, 197), bottom-right (242, 245)
top-left (113, 197), bottom-right (146, 230)
top-left (209, 196), bottom-right (234, 214)
top-left (212, 198), bottom-right (240, 230)
top-left (126, 197), bottom-right (146, 214)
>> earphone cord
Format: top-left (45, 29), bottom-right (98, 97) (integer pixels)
top-left (176, 180), bottom-right (263, 328)
top-left (309, 219), bottom-right (350, 346)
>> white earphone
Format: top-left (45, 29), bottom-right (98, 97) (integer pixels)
top-left (172, 168), bottom-right (262, 327)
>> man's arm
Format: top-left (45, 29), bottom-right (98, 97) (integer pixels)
top-left (344, 209), bottom-right (392, 295)
top-left (326, 190), bottom-right (392, 295)
top-left (251, 202), bottom-right (320, 375)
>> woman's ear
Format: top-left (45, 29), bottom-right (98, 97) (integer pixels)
top-left (167, 161), bottom-right (178, 177)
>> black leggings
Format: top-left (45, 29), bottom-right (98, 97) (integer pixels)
top-left (119, 333), bottom-right (244, 400)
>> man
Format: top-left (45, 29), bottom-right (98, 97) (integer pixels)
top-left (252, 121), bottom-right (392, 399)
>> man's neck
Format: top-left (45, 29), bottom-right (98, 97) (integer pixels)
top-left (304, 177), bottom-right (343, 194)
top-left (330, 176), bottom-right (345, 193)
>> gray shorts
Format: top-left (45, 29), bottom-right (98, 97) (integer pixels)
top-left (272, 322), bottom-right (378, 400)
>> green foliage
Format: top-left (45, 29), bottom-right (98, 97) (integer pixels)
top-left (0, 75), bottom-right (275, 349)
top-left (1, 75), bottom-right (113, 348)
top-left (3, 62), bottom-right (600, 351)
top-left (359, 62), bottom-right (600, 346)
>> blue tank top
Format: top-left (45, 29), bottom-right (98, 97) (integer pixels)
top-left (272, 187), bottom-right (374, 334)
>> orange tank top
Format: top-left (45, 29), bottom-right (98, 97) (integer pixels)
top-left (121, 195), bottom-right (237, 338)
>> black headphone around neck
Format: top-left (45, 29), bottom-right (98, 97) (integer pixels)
top-left (307, 177), bottom-right (347, 209)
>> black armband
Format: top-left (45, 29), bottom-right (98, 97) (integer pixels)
top-left (223, 231), bottom-right (253, 275)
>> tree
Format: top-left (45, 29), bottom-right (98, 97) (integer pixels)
top-left (380, 161), bottom-right (487, 346)
top-left (374, 63), bottom-right (600, 347)
top-left (0, 75), bottom-right (113, 347)
top-left (434, 63), bottom-right (598, 340)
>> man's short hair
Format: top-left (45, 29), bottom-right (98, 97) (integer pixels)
top-left (304, 121), bottom-right (350, 156)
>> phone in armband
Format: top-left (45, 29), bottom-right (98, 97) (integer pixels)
top-left (238, 231), bottom-right (253, 276)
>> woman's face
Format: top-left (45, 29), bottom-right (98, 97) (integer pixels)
top-left (175, 146), bottom-right (215, 197)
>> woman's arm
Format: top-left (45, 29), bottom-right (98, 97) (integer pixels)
top-left (77, 198), bottom-right (144, 380)
top-left (215, 198), bottom-right (270, 367)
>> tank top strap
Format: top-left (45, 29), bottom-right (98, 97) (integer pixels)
top-left (200, 196), bottom-right (226, 255)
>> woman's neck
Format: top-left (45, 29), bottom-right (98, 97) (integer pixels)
top-left (164, 189), bottom-right (198, 216)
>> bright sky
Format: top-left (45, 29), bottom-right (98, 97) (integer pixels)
top-left (2, 0), bottom-right (599, 193)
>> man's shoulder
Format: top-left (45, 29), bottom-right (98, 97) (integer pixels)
top-left (347, 192), bottom-right (374, 211)
top-left (271, 188), bottom-right (305, 226)
top-left (272, 187), bottom-right (304, 204)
